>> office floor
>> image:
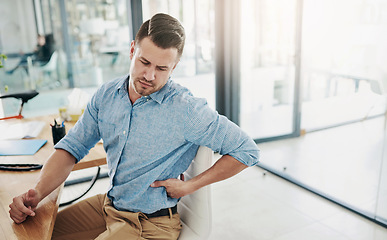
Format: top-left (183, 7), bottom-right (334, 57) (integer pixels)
top-left (60, 155), bottom-right (387, 240)
top-left (258, 116), bottom-right (387, 216)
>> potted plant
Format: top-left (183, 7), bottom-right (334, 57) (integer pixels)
top-left (0, 53), bottom-right (6, 68)
top-left (0, 53), bottom-right (9, 92)
top-left (0, 53), bottom-right (6, 116)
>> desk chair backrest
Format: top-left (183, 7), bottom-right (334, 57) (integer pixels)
top-left (28, 51), bottom-right (60, 89)
top-left (40, 51), bottom-right (58, 72)
top-left (178, 146), bottom-right (213, 240)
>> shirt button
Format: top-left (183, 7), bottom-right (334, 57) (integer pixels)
top-left (123, 130), bottom-right (126, 135)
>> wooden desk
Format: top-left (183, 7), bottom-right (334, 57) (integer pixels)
top-left (0, 115), bottom-right (107, 239)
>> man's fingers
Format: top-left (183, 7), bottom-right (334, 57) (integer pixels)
top-left (9, 211), bottom-right (27, 224)
top-left (8, 190), bottom-right (39, 224)
top-left (10, 196), bottom-right (35, 217)
top-left (25, 189), bottom-right (38, 209)
top-left (151, 177), bottom-right (184, 188)
top-left (26, 189), bottom-right (36, 201)
top-left (150, 180), bottom-right (166, 188)
top-left (150, 178), bottom-right (189, 199)
top-left (9, 204), bottom-right (28, 224)
top-left (16, 199), bottom-right (35, 217)
top-left (10, 202), bottom-right (34, 217)
top-left (27, 206), bottom-right (35, 216)
top-left (10, 216), bottom-right (23, 224)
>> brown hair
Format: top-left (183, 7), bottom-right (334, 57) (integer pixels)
top-left (135, 13), bottom-right (186, 58)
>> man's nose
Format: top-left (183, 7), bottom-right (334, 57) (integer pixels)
top-left (144, 67), bottom-right (155, 81)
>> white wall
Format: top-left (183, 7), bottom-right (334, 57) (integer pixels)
top-left (0, 0), bottom-right (37, 53)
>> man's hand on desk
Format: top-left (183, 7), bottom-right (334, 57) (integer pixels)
top-left (9, 189), bottom-right (40, 224)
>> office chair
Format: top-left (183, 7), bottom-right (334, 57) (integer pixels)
top-left (178, 146), bottom-right (213, 240)
top-left (0, 90), bottom-right (39, 120)
top-left (29, 51), bottom-right (60, 89)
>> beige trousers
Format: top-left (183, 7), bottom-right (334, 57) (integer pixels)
top-left (52, 194), bottom-right (182, 240)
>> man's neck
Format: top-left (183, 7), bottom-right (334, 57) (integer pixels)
top-left (128, 84), bottom-right (141, 105)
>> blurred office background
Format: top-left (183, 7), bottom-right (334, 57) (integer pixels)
top-left (1, 0), bottom-right (387, 237)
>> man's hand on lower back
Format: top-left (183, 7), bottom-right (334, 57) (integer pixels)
top-left (150, 178), bottom-right (194, 199)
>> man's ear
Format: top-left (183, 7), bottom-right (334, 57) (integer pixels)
top-left (130, 41), bottom-right (136, 60)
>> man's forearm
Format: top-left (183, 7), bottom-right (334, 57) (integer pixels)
top-left (34, 149), bottom-right (76, 202)
top-left (151, 154), bottom-right (248, 198)
top-left (188, 154), bottom-right (247, 192)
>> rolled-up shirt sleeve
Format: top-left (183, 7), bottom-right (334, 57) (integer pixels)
top-left (183, 97), bottom-right (260, 167)
top-left (54, 89), bottom-right (101, 163)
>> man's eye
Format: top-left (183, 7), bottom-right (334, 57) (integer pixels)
top-left (140, 60), bottom-right (149, 65)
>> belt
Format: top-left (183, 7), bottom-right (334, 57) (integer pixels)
top-left (145, 205), bottom-right (177, 218)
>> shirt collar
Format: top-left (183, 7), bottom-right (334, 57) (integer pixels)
top-left (116, 74), bottom-right (130, 94)
top-left (148, 78), bottom-right (172, 104)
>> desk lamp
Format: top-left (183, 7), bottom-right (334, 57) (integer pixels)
top-left (0, 90), bottom-right (39, 120)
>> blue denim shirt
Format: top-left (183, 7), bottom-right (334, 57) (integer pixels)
top-left (55, 74), bottom-right (259, 214)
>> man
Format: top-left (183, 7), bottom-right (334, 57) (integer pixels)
top-left (9, 13), bottom-right (259, 239)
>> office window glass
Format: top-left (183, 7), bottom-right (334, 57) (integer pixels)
top-left (0, 0), bottom-right (38, 95)
top-left (301, 0), bottom-right (387, 131)
top-left (300, 0), bottom-right (387, 219)
top-left (239, 0), bottom-right (298, 139)
top-left (377, 119), bottom-right (387, 225)
top-left (62, 0), bottom-right (132, 88)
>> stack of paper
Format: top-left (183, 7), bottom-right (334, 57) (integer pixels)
top-left (0, 121), bottom-right (45, 140)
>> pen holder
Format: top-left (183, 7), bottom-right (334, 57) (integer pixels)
top-left (52, 124), bottom-right (66, 145)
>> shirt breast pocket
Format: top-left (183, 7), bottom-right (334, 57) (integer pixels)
top-left (98, 119), bottom-right (118, 150)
